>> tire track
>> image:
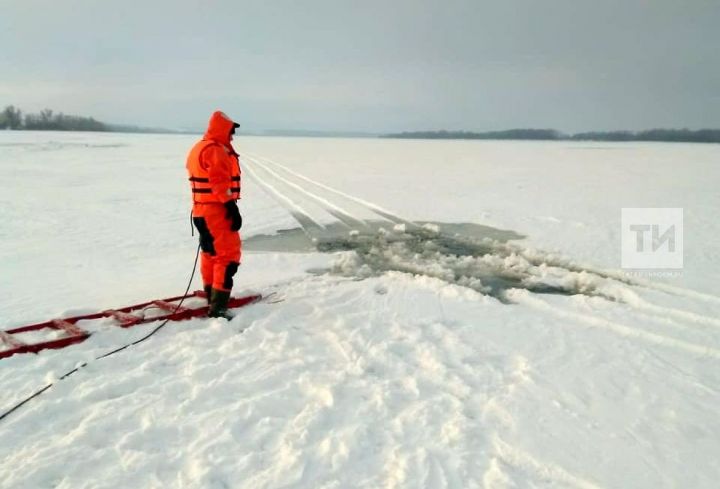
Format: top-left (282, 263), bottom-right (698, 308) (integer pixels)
top-left (507, 289), bottom-right (720, 359)
top-left (491, 436), bottom-right (606, 489)
top-left (509, 246), bottom-right (720, 307)
top-left (242, 159), bottom-right (325, 234)
top-left (244, 154), bottom-right (371, 230)
top-left (243, 152), bottom-right (416, 228)
top-left (628, 297), bottom-right (720, 330)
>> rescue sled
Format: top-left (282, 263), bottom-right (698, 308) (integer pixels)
top-left (0, 290), bottom-right (262, 360)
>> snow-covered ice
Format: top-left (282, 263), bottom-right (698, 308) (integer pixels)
top-left (1, 131), bottom-right (720, 488)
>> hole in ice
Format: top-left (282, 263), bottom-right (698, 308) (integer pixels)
top-left (246, 220), bottom-right (612, 302)
top-left (244, 220), bottom-right (523, 253)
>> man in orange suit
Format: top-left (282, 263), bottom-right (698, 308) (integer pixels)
top-left (186, 111), bottom-right (243, 318)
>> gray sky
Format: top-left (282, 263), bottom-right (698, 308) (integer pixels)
top-left (1, 0), bottom-right (718, 133)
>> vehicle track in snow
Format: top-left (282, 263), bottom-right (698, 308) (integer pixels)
top-left (244, 155), bottom-right (369, 230)
top-left (244, 152), bottom-right (413, 227)
top-left (242, 159), bottom-right (325, 234)
top-left (490, 436), bottom-right (606, 489)
top-left (507, 289), bottom-right (720, 360)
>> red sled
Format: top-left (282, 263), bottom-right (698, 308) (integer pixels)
top-left (0, 290), bottom-right (262, 360)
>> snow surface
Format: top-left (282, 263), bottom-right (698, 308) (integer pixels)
top-left (1, 131), bottom-right (720, 488)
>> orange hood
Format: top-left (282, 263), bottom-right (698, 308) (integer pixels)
top-left (204, 111), bottom-right (239, 149)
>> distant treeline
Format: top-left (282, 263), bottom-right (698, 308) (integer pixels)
top-left (571, 129), bottom-right (720, 143)
top-left (1, 105), bottom-right (108, 132)
top-left (385, 128), bottom-right (720, 143)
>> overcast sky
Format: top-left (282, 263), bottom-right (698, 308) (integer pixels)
top-left (1, 0), bottom-right (718, 133)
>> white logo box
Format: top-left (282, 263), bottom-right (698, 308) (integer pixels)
top-left (621, 208), bottom-right (683, 270)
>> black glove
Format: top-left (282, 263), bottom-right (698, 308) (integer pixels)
top-left (224, 200), bottom-right (242, 231)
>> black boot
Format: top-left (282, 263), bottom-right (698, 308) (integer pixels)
top-left (208, 288), bottom-right (233, 319)
top-left (203, 284), bottom-right (212, 303)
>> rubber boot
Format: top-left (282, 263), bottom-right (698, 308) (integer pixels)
top-left (203, 284), bottom-right (212, 303)
top-left (208, 288), bottom-right (233, 319)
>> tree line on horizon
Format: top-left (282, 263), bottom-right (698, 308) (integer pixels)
top-left (384, 128), bottom-right (720, 143)
top-left (3, 103), bottom-right (719, 143)
top-left (0, 105), bottom-right (107, 132)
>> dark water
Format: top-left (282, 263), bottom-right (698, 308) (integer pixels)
top-left (244, 220), bottom-right (602, 302)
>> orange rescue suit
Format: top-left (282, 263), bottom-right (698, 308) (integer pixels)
top-left (186, 111), bottom-right (242, 292)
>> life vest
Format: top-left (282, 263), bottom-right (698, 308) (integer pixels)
top-left (186, 140), bottom-right (241, 204)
